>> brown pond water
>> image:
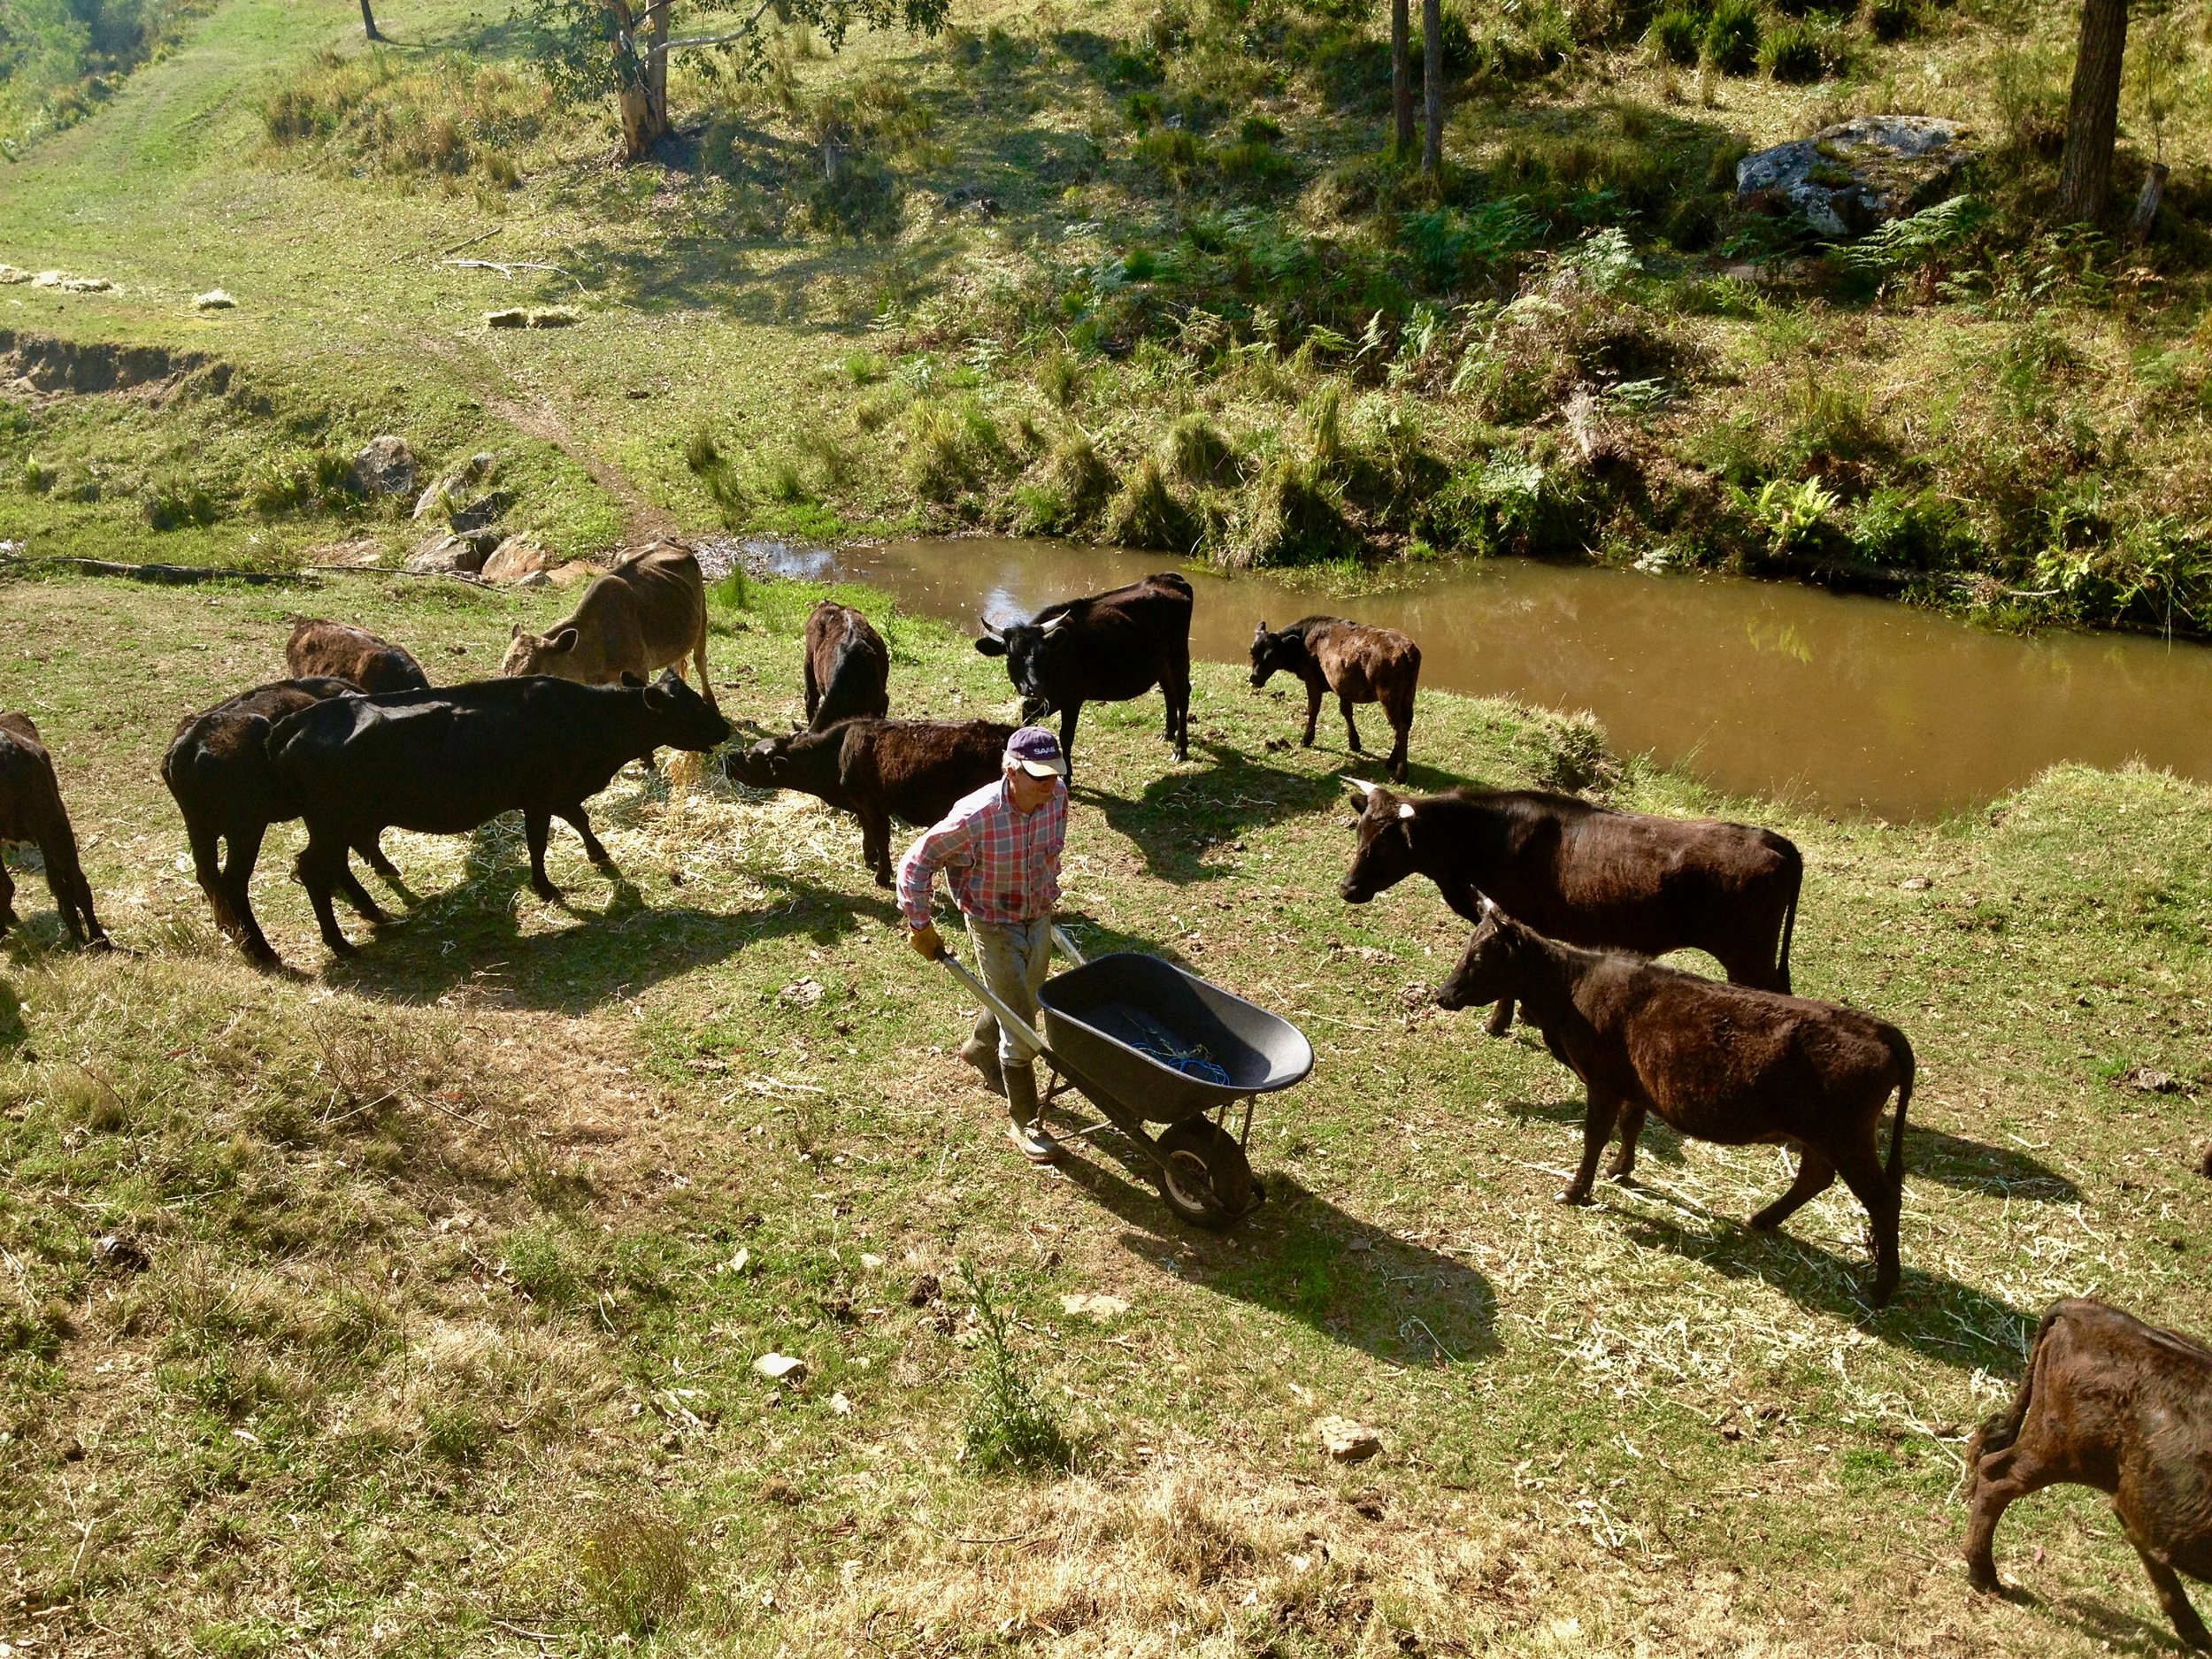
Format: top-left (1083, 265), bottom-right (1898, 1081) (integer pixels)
top-left (754, 537), bottom-right (2212, 819)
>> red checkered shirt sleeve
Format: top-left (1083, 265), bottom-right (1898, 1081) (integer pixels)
top-left (896, 793), bottom-right (980, 931)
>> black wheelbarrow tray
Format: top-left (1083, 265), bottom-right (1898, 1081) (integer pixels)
top-left (935, 931), bottom-right (1314, 1228)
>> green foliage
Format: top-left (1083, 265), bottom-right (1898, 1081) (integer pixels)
top-left (1647, 5), bottom-right (1705, 65)
top-left (1703, 0), bottom-right (1761, 73)
top-left (0, 0), bottom-right (209, 147)
top-left (578, 1509), bottom-right (694, 1637)
top-left (1867, 0), bottom-right (1919, 40)
top-left (1749, 474), bottom-right (1839, 553)
top-left (1762, 21), bottom-right (1826, 81)
top-left (960, 1270), bottom-right (1073, 1476)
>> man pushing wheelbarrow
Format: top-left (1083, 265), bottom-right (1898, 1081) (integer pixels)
top-left (900, 725), bottom-right (1071, 1165)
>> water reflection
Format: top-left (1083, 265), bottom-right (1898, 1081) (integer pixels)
top-left (757, 538), bottom-right (2212, 819)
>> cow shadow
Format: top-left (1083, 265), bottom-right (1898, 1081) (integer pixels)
top-left (1500, 1094), bottom-right (1693, 1169)
top-left (2028, 1587), bottom-right (2199, 1656)
top-left (1603, 1187), bottom-right (2036, 1370)
top-left (1086, 741), bottom-right (1342, 884)
top-left (1041, 1123), bottom-right (1499, 1366)
top-left (1907, 1124), bottom-right (2080, 1202)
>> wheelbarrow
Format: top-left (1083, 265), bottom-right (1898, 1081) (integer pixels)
top-left (932, 926), bottom-right (1314, 1229)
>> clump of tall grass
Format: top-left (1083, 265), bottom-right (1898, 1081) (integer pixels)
top-left (961, 1270), bottom-right (1073, 1475)
top-left (578, 1507), bottom-right (695, 1637)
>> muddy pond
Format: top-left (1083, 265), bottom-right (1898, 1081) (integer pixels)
top-left (750, 537), bottom-right (2212, 820)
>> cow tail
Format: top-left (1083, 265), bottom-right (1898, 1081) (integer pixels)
top-left (1775, 843), bottom-right (1802, 991)
top-left (1884, 1027), bottom-right (1914, 1190)
top-left (1962, 1303), bottom-right (2064, 1484)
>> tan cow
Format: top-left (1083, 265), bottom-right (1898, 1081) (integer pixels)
top-left (501, 541), bottom-right (718, 710)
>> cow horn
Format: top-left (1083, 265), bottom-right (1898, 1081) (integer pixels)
top-left (979, 618), bottom-right (1004, 639)
top-left (1478, 894), bottom-right (1498, 921)
top-left (1041, 614), bottom-right (1068, 634)
top-left (1254, 620), bottom-right (1268, 640)
top-left (1345, 777), bottom-right (1382, 800)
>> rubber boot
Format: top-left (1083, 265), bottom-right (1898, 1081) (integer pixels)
top-left (1003, 1063), bottom-right (1057, 1164)
top-left (959, 1011), bottom-right (1005, 1096)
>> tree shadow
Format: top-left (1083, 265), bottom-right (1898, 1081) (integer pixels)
top-left (1085, 741), bottom-right (1342, 884)
top-left (1907, 1124), bottom-right (2080, 1202)
top-left (1041, 1118), bottom-right (1498, 1365)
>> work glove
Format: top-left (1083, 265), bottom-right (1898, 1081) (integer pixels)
top-left (908, 922), bottom-right (946, 962)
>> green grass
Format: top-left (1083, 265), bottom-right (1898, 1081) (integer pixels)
top-left (0, 565), bottom-right (2207, 1652)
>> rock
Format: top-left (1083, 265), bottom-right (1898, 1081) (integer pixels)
top-left (549, 559), bottom-right (601, 588)
top-left (307, 537), bottom-right (383, 569)
top-left (92, 1233), bottom-right (149, 1273)
top-left (830, 1392), bottom-right (854, 1416)
top-left (31, 271), bottom-right (64, 287)
top-left (480, 536), bottom-right (550, 584)
top-left (1059, 1293), bottom-right (1131, 1320)
top-left (194, 289), bottom-right (235, 310)
top-left (754, 1352), bottom-right (808, 1382)
top-left (1899, 876), bottom-right (1932, 891)
top-left (0, 265), bottom-right (28, 284)
top-left (448, 490), bottom-right (512, 534)
top-left (513, 571), bottom-right (549, 588)
top-left (349, 435), bottom-right (419, 498)
top-left (2121, 1066), bottom-right (2181, 1095)
top-left (1316, 1416), bottom-right (1382, 1463)
top-left (59, 276), bottom-right (113, 293)
top-left (1735, 117), bottom-right (1973, 238)
top-left (416, 456), bottom-right (503, 521)
top-left (486, 308), bottom-right (529, 328)
top-left (405, 532), bottom-right (488, 576)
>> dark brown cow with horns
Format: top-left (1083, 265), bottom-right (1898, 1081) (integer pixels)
top-left (974, 572), bottom-right (1192, 777)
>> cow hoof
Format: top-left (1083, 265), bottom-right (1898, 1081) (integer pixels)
top-left (324, 937), bottom-right (356, 956)
top-left (532, 882), bottom-right (562, 903)
top-left (1555, 1187), bottom-right (1594, 1207)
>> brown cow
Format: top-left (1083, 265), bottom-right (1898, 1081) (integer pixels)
top-left (501, 542), bottom-right (718, 710)
top-left (0, 712), bottom-right (108, 949)
top-left (287, 618), bottom-right (432, 695)
top-left (1965, 1298), bottom-right (2212, 1650)
top-left (1435, 900), bottom-right (1910, 1304)
top-left (724, 718), bottom-right (1012, 885)
top-left (803, 601), bottom-right (890, 730)
top-left (1342, 781), bottom-right (1801, 1037)
top-left (1249, 616), bottom-right (1421, 782)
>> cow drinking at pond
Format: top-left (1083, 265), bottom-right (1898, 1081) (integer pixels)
top-left (1249, 616), bottom-right (1421, 782)
top-left (974, 572), bottom-right (1192, 777)
top-left (1340, 781), bottom-right (1801, 1036)
top-left (266, 671), bottom-right (729, 955)
top-left (286, 618), bottom-right (432, 695)
top-left (502, 542), bottom-right (718, 711)
top-left (1435, 899), bottom-right (1911, 1305)
top-left (1964, 1297), bottom-right (2212, 1651)
top-left (164, 677), bottom-right (409, 966)
top-left (803, 601), bottom-right (891, 730)
top-left (724, 718), bottom-right (1011, 887)
top-left (0, 712), bottom-right (108, 949)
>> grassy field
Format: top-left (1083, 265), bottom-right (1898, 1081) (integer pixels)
top-left (6, 0), bottom-right (2212, 627)
top-left (0, 564), bottom-right (2207, 1654)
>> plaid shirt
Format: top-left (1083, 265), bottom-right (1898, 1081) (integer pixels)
top-left (897, 776), bottom-right (1066, 931)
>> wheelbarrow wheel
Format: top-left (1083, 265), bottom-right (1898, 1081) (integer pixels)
top-left (1153, 1118), bottom-right (1259, 1229)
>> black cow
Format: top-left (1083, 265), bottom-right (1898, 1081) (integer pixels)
top-left (163, 677), bottom-right (406, 966)
top-left (725, 718), bottom-right (1012, 885)
top-left (803, 601), bottom-right (891, 730)
top-left (974, 572), bottom-right (1192, 775)
top-left (0, 712), bottom-right (108, 949)
top-left (266, 671), bottom-right (729, 955)
top-left (1340, 781), bottom-right (1802, 1037)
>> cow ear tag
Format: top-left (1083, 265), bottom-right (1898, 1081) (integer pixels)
top-left (1397, 802), bottom-right (1416, 820)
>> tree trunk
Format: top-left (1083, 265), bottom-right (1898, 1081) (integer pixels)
top-left (1391, 0), bottom-right (1413, 157)
top-left (2128, 160), bottom-right (2169, 241)
top-left (2056, 0), bottom-right (2128, 223)
top-left (1421, 0), bottom-right (1442, 177)
top-left (360, 0), bottom-right (381, 41)
top-left (612, 0), bottom-right (672, 162)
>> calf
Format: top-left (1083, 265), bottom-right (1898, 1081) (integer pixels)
top-left (0, 712), bottom-right (108, 949)
top-left (1341, 781), bottom-right (1801, 1036)
top-left (975, 572), bottom-right (1191, 776)
top-left (502, 542), bottom-right (718, 710)
top-left (725, 718), bottom-right (1012, 885)
top-left (803, 601), bottom-right (891, 729)
top-left (1965, 1298), bottom-right (2212, 1650)
top-left (267, 671), bottom-right (730, 954)
top-left (163, 678), bottom-right (407, 965)
top-left (286, 618), bottom-right (432, 695)
top-left (1435, 900), bottom-right (1910, 1304)
top-left (1249, 616), bottom-right (1421, 782)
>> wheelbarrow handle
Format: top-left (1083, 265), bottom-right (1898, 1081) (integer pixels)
top-left (932, 947), bottom-right (1048, 1064)
top-left (1051, 924), bottom-right (1087, 966)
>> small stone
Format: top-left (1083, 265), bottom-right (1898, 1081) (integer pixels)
top-left (448, 490), bottom-right (512, 534)
top-left (404, 533), bottom-right (485, 576)
top-left (2122, 1066), bottom-right (2180, 1094)
top-left (724, 1247), bottom-right (751, 1275)
top-left (59, 275), bottom-right (113, 293)
top-left (513, 571), bottom-right (549, 588)
top-left (779, 978), bottom-right (826, 1010)
top-left (860, 1252), bottom-right (885, 1271)
top-left (349, 435), bottom-right (418, 498)
top-left (754, 1352), bottom-right (807, 1382)
top-left (1059, 1292), bottom-right (1131, 1320)
top-left (1316, 1416), bottom-right (1381, 1463)
top-left (92, 1233), bottom-right (149, 1273)
top-left (486, 308), bottom-right (528, 328)
top-left (0, 265), bottom-right (28, 284)
top-left (1900, 877), bottom-right (1932, 892)
top-left (830, 1392), bottom-right (853, 1416)
top-left (194, 289), bottom-right (235, 310)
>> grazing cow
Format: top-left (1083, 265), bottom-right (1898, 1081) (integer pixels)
top-left (0, 712), bottom-right (108, 949)
top-left (501, 542), bottom-right (718, 711)
top-left (1340, 781), bottom-right (1801, 1037)
top-left (267, 671), bottom-right (729, 954)
top-left (286, 618), bottom-right (432, 695)
top-left (163, 678), bottom-right (407, 965)
top-left (1964, 1299), bottom-right (2212, 1650)
top-left (1435, 900), bottom-right (1910, 1304)
top-left (1249, 616), bottom-right (1421, 782)
top-left (803, 601), bottom-right (891, 730)
top-left (725, 718), bottom-right (1012, 885)
top-left (974, 572), bottom-right (1192, 775)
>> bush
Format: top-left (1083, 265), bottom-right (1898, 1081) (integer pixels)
top-left (1104, 455), bottom-right (1195, 549)
top-left (1703, 0), bottom-right (1760, 73)
top-left (1762, 20), bottom-right (1826, 81)
top-left (1162, 411), bottom-right (1240, 486)
top-left (143, 476), bottom-right (218, 531)
top-left (962, 1271), bottom-right (1073, 1475)
top-left (1647, 5), bottom-right (1705, 64)
top-left (1232, 457), bottom-right (1357, 566)
top-left (1867, 0), bottom-right (1918, 37)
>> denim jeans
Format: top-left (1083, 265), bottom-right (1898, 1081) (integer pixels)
top-left (967, 915), bottom-right (1054, 1080)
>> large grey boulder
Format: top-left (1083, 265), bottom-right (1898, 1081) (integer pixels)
top-left (350, 434), bottom-right (419, 498)
top-left (1735, 116), bottom-right (1973, 238)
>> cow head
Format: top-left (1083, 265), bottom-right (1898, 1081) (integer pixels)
top-left (637, 668), bottom-right (733, 752)
top-left (974, 611), bottom-right (1070, 718)
top-left (724, 729), bottom-right (798, 790)
top-left (1248, 620), bottom-right (1297, 689)
top-left (1434, 898), bottom-right (1525, 1013)
top-left (1339, 779), bottom-right (1420, 904)
top-left (502, 622), bottom-right (584, 680)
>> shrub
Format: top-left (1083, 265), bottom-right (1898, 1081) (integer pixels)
top-left (1161, 412), bottom-right (1240, 486)
top-left (905, 403), bottom-right (972, 500)
top-left (1232, 457), bottom-right (1357, 567)
top-left (1648, 6), bottom-right (1705, 65)
top-left (962, 1271), bottom-right (1073, 1475)
top-left (1104, 456), bottom-right (1195, 550)
top-left (1045, 433), bottom-right (1115, 523)
top-left (1762, 21), bottom-right (1825, 81)
top-left (143, 476), bottom-right (218, 531)
top-left (1703, 0), bottom-right (1760, 73)
top-left (1868, 0), bottom-right (1918, 38)
top-left (1037, 349), bottom-right (1084, 408)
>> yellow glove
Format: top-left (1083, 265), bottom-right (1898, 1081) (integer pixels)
top-left (908, 922), bottom-right (946, 961)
